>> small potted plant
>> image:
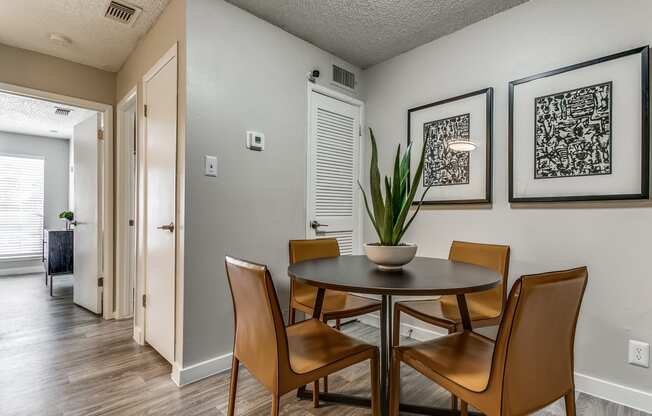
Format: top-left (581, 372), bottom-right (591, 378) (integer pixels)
top-left (359, 129), bottom-right (430, 270)
top-left (59, 211), bottom-right (74, 230)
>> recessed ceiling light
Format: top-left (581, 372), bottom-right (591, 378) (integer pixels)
top-left (50, 130), bottom-right (58, 133)
top-left (48, 33), bottom-right (71, 46)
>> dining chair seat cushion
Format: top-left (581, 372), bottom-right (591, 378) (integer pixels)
top-left (287, 319), bottom-right (376, 375)
top-left (294, 290), bottom-right (380, 318)
top-left (400, 331), bottom-right (494, 393)
top-left (398, 297), bottom-right (501, 329)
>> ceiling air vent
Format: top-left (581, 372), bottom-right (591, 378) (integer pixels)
top-left (332, 64), bottom-right (356, 90)
top-left (104, 1), bottom-right (142, 26)
top-left (54, 107), bottom-right (72, 116)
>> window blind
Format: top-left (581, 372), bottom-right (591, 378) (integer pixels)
top-left (0, 154), bottom-right (45, 260)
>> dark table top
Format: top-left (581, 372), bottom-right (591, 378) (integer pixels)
top-left (287, 255), bottom-right (500, 296)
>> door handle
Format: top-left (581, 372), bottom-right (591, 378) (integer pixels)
top-left (310, 220), bottom-right (328, 230)
top-left (157, 222), bottom-right (175, 232)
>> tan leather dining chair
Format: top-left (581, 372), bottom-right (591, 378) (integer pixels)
top-left (225, 256), bottom-right (380, 416)
top-left (393, 241), bottom-right (511, 346)
top-left (389, 267), bottom-right (588, 416)
top-left (289, 239), bottom-right (381, 329)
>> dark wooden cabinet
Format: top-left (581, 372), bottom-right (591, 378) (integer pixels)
top-left (43, 230), bottom-right (73, 296)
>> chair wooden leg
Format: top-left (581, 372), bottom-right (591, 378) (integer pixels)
top-left (461, 400), bottom-right (468, 416)
top-left (335, 318), bottom-right (341, 330)
top-left (227, 357), bottom-right (239, 416)
top-left (389, 349), bottom-right (400, 416)
top-left (289, 307), bottom-right (296, 325)
top-left (271, 394), bottom-right (280, 416)
top-left (393, 307), bottom-right (401, 347)
top-left (323, 376), bottom-right (328, 393)
top-left (451, 394), bottom-right (458, 411)
top-left (312, 380), bottom-right (320, 408)
top-left (371, 351), bottom-right (380, 416)
top-left (565, 390), bottom-right (576, 416)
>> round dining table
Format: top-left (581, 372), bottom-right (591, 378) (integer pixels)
top-left (288, 255), bottom-right (500, 416)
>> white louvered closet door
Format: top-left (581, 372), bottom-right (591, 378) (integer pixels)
top-left (307, 90), bottom-right (361, 255)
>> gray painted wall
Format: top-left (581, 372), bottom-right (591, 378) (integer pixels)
top-left (363, 0), bottom-right (652, 395)
top-left (0, 131), bottom-right (69, 271)
top-left (184, 0), bottom-right (361, 366)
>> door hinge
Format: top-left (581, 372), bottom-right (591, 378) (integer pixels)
top-left (98, 277), bottom-right (104, 287)
top-left (144, 104), bottom-right (148, 117)
top-left (359, 125), bottom-right (362, 137)
top-left (97, 129), bottom-right (104, 140)
top-left (129, 219), bottom-right (135, 226)
top-left (142, 294), bottom-right (147, 308)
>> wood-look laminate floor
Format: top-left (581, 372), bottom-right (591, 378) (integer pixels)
top-left (0, 274), bottom-right (648, 416)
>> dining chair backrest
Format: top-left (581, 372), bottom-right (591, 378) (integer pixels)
top-left (441, 241), bottom-right (511, 315)
top-left (288, 239), bottom-right (343, 301)
top-left (225, 256), bottom-right (290, 391)
top-left (490, 267), bottom-right (588, 415)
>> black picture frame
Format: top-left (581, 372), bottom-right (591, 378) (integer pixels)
top-left (509, 46), bottom-right (650, 203)
top-left (407, 87), bottom-right (493, 205)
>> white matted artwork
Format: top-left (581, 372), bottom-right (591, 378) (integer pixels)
top-left (408, 88), bottom-right (492, 204)
top-left (509, 46), bottom-right (649, 202)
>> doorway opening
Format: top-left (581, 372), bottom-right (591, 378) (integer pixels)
top-left (0, 82), bottom-right (113, 318)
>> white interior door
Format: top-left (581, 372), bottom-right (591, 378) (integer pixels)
top-left (73, 113), bottom-right (102, 314)
top-left (144, 51), bottom-right (177, 364)
top-left (307, 90), bottom-right (362, 255)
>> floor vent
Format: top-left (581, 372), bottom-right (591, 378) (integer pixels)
top-left (332, 65), bottom-right (356, 90)
top-left (54, 107), bottom-right (72, 116)
top-left (104, 1), bottom-right (142, 25)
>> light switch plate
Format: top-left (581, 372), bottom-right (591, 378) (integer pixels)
top-left (204, 155), bottom-right (217, 177)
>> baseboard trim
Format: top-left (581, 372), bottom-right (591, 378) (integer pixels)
top-left (171, 352), bottom-right (233, 386)
top-left (575, 372), bottom-right (652, 413)
top-left (0, 265), bottom-right (44, 276)
top-left (359, 313), bottom-right (652, 413)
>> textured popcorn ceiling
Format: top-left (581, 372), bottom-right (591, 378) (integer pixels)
top-left (226, 0), bottom-right (529, 68)
top-left (0, 0), bottom-right (171, 72)
top-left (0, 92), bottom-right (96, 139)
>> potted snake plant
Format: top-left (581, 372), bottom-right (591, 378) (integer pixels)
top-left (358, 128), bottom-right (431, 270)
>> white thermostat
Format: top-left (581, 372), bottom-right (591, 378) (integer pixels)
top-left (246, 131), bottom-right (265, 151)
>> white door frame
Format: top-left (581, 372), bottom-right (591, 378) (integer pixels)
top-left (0, 81), bottom-right (114, 319)
top-left (305, 83), bottom-right (365, 253)
top-left (135, 43), bottom-right (180, 365)
top-left (115, 86), bottom-right (137, 319)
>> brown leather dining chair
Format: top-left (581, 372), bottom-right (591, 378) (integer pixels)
top-left (225, 256), bottom-right (380, 416)
top-left (289, 239), bottom-right (381, 398)
top-left (393, 241), bottom-right (511, 345)
top-left (390, 267), bottom-right (588, 416)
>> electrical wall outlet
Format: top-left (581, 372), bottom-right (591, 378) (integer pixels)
top-left (628, 340), bottom-right (650, 368)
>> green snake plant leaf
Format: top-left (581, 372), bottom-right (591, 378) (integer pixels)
top-left (395, 185), bottom-right (431, 243)
top-left (391, 137), bottom-right (427, 242)
top-left (391, 145), bottom-right (402, 222)
top-left (383, 176), bottom-right (394, 244)
top-left (358, 180), bottom-right (381, 239)
top-left (368, 129), bottom-right (385, 233)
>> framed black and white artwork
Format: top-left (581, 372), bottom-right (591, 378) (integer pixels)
top-left (509, 46), bottom-right (649, 202)
top-left (407, 88), bottom-right (493, 205)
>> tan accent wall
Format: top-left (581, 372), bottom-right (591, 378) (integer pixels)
top-left (0, 43), bottom-right (115, 105)
top-left (116, 0), bottom-right (186, 369)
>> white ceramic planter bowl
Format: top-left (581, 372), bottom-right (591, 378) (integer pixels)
top-left (363, 243), bottom-right (417, 271)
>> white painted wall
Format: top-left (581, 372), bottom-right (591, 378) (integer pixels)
top-left (362, 0), bottom-right (652, 402)
top-left (0, 131), bottom-right (69, 272)
top-left (183, 0), bottom-right (362, 368)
